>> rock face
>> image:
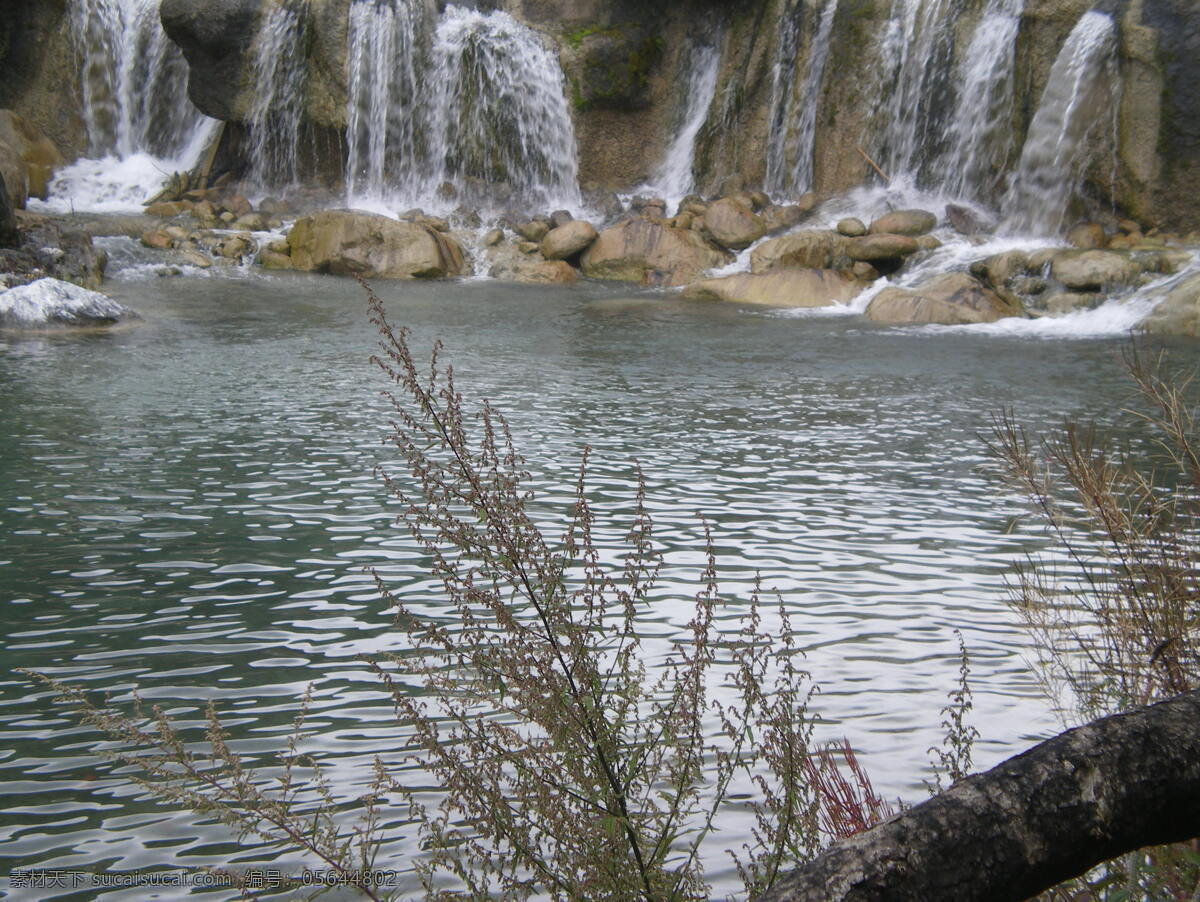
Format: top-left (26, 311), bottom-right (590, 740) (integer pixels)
top-left (580, 218), bottom-right (731, 286)
top-left (1141, 273), bottom-right (1200, 337)
top-left (866, 273), bottom-right (1023, 325)
top-left (285, 210), bottom-right (466, 279)
top-left (159, 0), bottom-right (265, 123)
top-left (702, 197), bottom-right (765, 251)
top-left (682, 269), bottom-right (863, 307)
top-left (540, 220), bottom-right (597, 260)
top-left (0, 110), bottom-right (63, 200)
top-left (0, 278), bottom-right (134, 327)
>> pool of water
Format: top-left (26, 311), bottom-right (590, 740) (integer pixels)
top-left (0, 267), bottom-right (1163, 896)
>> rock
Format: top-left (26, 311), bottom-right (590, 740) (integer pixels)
top-left (541, 220), bottom-right (597, 261)
top-left (1050, 250), bottom-right (1140, 290)
top-left (0, 219), bottom-right (107, 289)
top-left (851, 261), bottom-right (881, 281)
top-left (702, 197), bottom-right (766, 251)
top-left (223, 194), bottom-right (252, 216)
top-left (219, 211), bottom-right (236, 224)
top-left (489, 258), bottom-right (578, 284)
top-left (233, 213), bottom-right (268, 231)
top-left (760, 204), bottom-right (809, 233)
top-left (217, 235), bottom-right (253, 259)
top-left (868, 209), bottom-right (937, 236)
top-left (837, 218), bottom-right (867, 237)
top-left (516, 220), bottom-right (551, 242)
top-left (550, 209), bottom-right (574, 229)
top-left (0, 172), bottom-right (16, 247)
top-left (795, 192), bottom-right (820, 213)
top-left (0, 110), bottom-right (64, 200)
top-left (673, 212), bottom-right (693, 231)
top-left (866, 273), bottom-right (1023, 325)
top-left (916, 235), bottom-right (943, 251)
top-left (145, 200), bottom-right (192, 218)
top-left (580, 218), bottom-right (732, 287)
top-left (979, 250), bottom-right (1031, 288)
top-left (141, 229), bottom-right (174, 250)
top-left (482, 228), bottom-right (504, 247)
top-left (1117, 219), bottom-right (1141, 235)
top-left (846, 233), bottom-right (920, 262)
top-left (285, 210), bottom-right (466, 280)
top-left (1141, 273), bottom-right (1200, 337)
top-left (1066, 223), bottom-right (1108, 249)
top-left (582, 187), bottom-right (624, 223)
top-left (1040, 292), bottom-right (1102, 315)
top-left (180, 250), bottom-right (213, 268)
top-left (259, 249), bottom-right (292, 269)
top-left (159, 0), bottom-right (262, 121)
top-left (945, 204), bottom-right (993, 236)
top-left (516, 240), bottom-right (540, 255)
top-left (0, 278), bottom-right (134, 327)
top-left (751, 230), bottom-right (851, 272)
top-left (682, 269), bottom-right (864, 307)
top-left (749, 191), bottom-right (770, 211)
top-left (0, 141), bottom-right (27, 210)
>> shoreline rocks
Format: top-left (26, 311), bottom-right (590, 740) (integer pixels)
top-left (282, 210), bottom-right (467, 280)
top-left (0, 278), bottom-right (135, 328)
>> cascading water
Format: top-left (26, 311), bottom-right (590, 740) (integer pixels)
top-left (934, 0), bottom-right (1024, 201)
top-left (874, 0), bottom-right (960, 184)
top-left (785, 0), bottom-right (839, 195)
top-left (1003, 10), bottom-right (1118, 235)
top-left (644, 40), bottom-right (721, 205)
top-left (245, 0), bottom-right (309, 192)
top-left (426, 6), bottom-right (580, 210)
top-left (345, 0), bottom-right (429, 203)
top-left (33, 0), bottom-right (216, 212)
top-left (764, 0), bottom-right (804, 195)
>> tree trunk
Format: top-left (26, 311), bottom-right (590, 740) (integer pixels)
top-left (761, 690), bottom-right (1200, 902)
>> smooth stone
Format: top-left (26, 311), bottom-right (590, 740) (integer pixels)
top-left (1050, 250), bottom-right (1140, 291)
top-left (866, 273), bottom-right (1023, 324)
top-left (868, 209), bottom-right (937, 236)
top-left (682, 269), bottom-right (864, 307)
top-left (837, 218), bottom-right (867, 237)
top-left (540, 220), bottom-right (597, 261)
top-left (0, 277), bottom-right (134, 327)
top-left (751, 230), bottom-right (851, 272)
top-left (846, 233), bottom-right (920, 262)
top-left (702, 197), bottom-right (766, 251)
top-left (581, 219), bottom-right (732, 287)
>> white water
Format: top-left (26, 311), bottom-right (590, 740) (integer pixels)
top-left (345, 0), bottom-right (428, 203)
top-left (642, 41), bottom-right (722, 207)
top-left (1002, 11), bottom-right (1118, 235)
top-left (246, 0), bottom-right (309, 191)
top-left (764, 1), bottom-right (804, 194)
top-left (935, 0), bottom-right (1024, 201)
top-left (788, 0), bottom-right (841, 195)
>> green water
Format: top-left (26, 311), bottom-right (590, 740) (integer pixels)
top-left (0, 265), bottom-right (1154, 896)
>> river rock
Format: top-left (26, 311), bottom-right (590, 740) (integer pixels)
top-left (1040, 292), bottom-right (1102, 315)
top-left (868, 209), bottom-right (937, 236)
top-left (285, 210), bottom-right (466, 280)
top-left (1050, 250), bottom-right (1140, 290)
top-left (751, 230), bottom-right (851, 272)
top-left (978, 250), bottom-right (1031, 288)
top-left (846, 233), bottom-right (920, 262)
top-left (580, 219), bottom-right (732, 287)
top-left (541, 220), bottom-right (598, 261)
top-left (490, 257), bottom-right (578, 284)
top-left (0, 278), bottom-right (134, 327)
top-left (141, 228), bottom-right (174, 250)
top-left (866, 273), bottom-right (1022, 325)
top-left (482, 228), bottom-right (504, 247)
top-left (1141, 273), bottom-right (1200, 337)
top-left (702, 197), bottom-right (766, 251)
top-left (682, 269), bottom-right (864, 307)
top-left (945, 204), bottom-right (993, 236)
top-left (760, 203), bottom-right (809, 234)
top-left (837, 218), bottom-right (867, 237)
top-left (550, 210), bottom-right (574, 229)
top-left (516, 220), bottom-right (551, 242)
top-left (1066, 222), bottom-right (1107, 249)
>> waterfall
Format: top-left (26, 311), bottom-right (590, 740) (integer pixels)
top-left (68, 0), bottom-right (208, 158)
top-left (245, 0), bottom-right (309, 192)
top-left (1002, 10), bottom-right (1118, 235)
top-left (764, 0), bottom-right (839, 197)
top-left (933, 0), bottom-right (1023, 202)
top-left (646, 41), bottom-right (721, 204)
top-left (345, 0), bottom-right (428, 203)
top-left (427, 6), bottom-right (579, 210)
top-left (874, 0), bottom-right (959, 183)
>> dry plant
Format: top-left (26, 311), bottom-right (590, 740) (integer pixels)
top-left (988, 343), bottom-right (1200, 901)
top-left (925, 630), bottom-right (979, 794)
top-left (801, 739), bottom-right (897, 842)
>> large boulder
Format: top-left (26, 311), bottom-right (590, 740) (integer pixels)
top-left (1141, 273), bottom-right (1200, 337)
top-left (540, 220), bottom-right (597, 261)
top-left (682, 269), bottom-right (864, 307)
top-left (868, 209), bottom-right (937, 236)
top-left (0, 278), bottom-right (135, 328)
top-left (159, 0), bottom-right (264, 121)
top-left (702, 197), bottom-right (766, 251)
top-left (846, 233), bottom-right (921, 262)
top-left (750, 230), bottom-right (851, 273)
top-left (1050, 250), bottom-right (1141, 291)
top-left (285, 210), bottom-right (466, 279)
top-left (866, 273), bottom-right (1023, 325)
top-left (0, 111), bottom-right (63, 200)
top-left (580, 219), bottom-right (732, 287)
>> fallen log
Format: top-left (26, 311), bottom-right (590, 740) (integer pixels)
top-left (762, 689), bottom-right (1200, 902)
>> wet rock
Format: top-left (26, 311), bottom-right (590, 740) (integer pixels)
top-left (748, 191), bottom-right (770, 211)
top-left (482, 228), bottom-right (504, 247)
top-left (580, 218), bottom-right (732, 287)
top-left (233, 213), bottom-right (268, 231)
top-left (489, 257), bottom-right (578, 284)
top-left (517, 240), bottom-right (540, 255)
top-left (673, 212), bottom-right (693, 231)
top-left (1141, 273), bottom-right (1200, 337)
top-left (868, 209), bottom-right (937, 236)
top-left (285, 210), bottom-right (466, 280)
top-left (978, 250), bottom-right (1031, 288)
top-left (1050, 250), bottom-right (1140, 290)
top-left (1040, 292), bottom-right (1103, 315)
top-left (258, 249), bottom-right (292, 269)
top-left (0, 110), bottom-right (63, 200)
top-left (1067, 222), bottom-right (1108, 249)
top-left (550, 209), bottom-right (574, 229)
top-left (541, 220), bottom-right (597, 261)
top-left (702, 197), bottom-right (765, 251)
top-left (837, 218), bottom-right (867, 237)
top-left (516, 220), bottom-right (551, 242)
top-left (0, 278), bottom-right (134, 328)
top-left (866, 273), bottom-right (1023, 325)
top-left (145, 200), bottom-right (192, 218)
top-left (141, 228), bottom-right (174, 250)
top-left (851, 261), bottom-right (881, 281)
top-left (916, 235), bottom-right (943, 251)
top-left (682, 269), bottom-right (864, 307)
top-left (180, 250), bottom-right (213, 268)
top-left (751, 230), bottom-right (851, 272)
top-left (846, 233), bottom-right (920, 262)
top-left (760, 203), bottom-right (809, 234)
top-left (582, 187), bottom-right (624, 223)
top-left (945, 204), bottom-right (994, 237)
